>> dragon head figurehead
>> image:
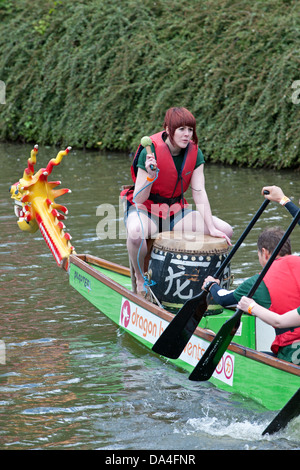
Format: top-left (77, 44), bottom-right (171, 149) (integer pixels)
top-left (10, 145), bottom-right (75, 270)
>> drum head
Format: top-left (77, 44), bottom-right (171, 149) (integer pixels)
top-left (153, 231), bottom-right (229, 254)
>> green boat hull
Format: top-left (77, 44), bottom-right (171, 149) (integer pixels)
top-left (69, 254), bottom-right (300, 412)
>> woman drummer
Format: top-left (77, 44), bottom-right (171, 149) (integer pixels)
top-left (121, 107), bottom-right (233, 295)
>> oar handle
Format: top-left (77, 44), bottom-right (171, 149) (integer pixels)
top-left (213, 195), bottom-right (270, 278)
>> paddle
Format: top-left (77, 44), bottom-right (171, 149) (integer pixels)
top-left (152, 197), bottom-right (270, 359)
top-left (262, 388), bottom-right (300, 435)
top-left (189, 209), bottom-right (300, 381)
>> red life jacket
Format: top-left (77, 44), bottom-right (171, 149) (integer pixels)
top-left (120, 131), bottom-right (198, 218)
top-left (263, 255), bottom-right (300, 354)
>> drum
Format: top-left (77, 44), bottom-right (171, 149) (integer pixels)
top-left (148, 231), bottom-right (231, 311)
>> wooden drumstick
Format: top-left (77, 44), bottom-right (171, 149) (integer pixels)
top-left (141, 136), bottom-right (157, 171)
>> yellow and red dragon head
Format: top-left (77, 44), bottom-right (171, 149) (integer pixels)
top-left (10, 145), bottom-right (75, 270)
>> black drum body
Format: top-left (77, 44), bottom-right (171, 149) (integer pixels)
top-left (148, 232), bottom-right (231, 311)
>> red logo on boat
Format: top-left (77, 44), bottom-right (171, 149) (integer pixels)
top-left (215, 354), bottom-right (234, 380)
top-left (121, 300), bottom-right (131, 328)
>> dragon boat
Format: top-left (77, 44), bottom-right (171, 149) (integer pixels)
top-left (9, 146), bottom-right (300, 434)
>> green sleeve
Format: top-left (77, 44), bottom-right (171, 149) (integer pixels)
top-left (297, 307), bottom-right (300, 315)
top-left (233, 274), bottom-right (271, 308)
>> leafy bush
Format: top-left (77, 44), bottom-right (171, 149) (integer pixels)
top-left (0, 0), bottom-right (299, 168)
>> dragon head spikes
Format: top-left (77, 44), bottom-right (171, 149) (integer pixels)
top-left (10, 145), bottom-right (75, 270)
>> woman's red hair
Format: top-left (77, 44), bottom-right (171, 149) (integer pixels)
top-left (163, 107), bottom-right (198, 146)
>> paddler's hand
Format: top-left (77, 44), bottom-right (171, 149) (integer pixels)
top-left (202, 276), bottom-right (220, 290)
top-left (237, 296), bottom-right (257, 315)
top-left (261, 185), bottom-right (285, 203)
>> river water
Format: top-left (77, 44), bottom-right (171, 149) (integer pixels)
top-left (1, 142), bottom-right (299, 451)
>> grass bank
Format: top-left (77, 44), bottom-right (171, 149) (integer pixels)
top-left (0, 0), bottom-right (299, 168)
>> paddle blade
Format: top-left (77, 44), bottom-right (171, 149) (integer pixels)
top-left (262, 388), bottom-right (300, 436)
top-left (189, 310), bottom-right (242, 381)
top-left (152, 291), bottom-right (208, 359)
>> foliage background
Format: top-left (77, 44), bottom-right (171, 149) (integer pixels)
top-left (0, 0), bottom-right (299, 169)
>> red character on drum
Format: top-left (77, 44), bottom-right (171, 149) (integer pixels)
top-left (121, 107), bottom-right (233, 296)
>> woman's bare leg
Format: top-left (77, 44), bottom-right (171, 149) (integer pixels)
top-left (173, 210), bottom-right (233, 239)
top-left (126, 211), bottom-right (158, 293)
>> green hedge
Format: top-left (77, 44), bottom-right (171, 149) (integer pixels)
top-left (0, 0), bottom-right (299, 168)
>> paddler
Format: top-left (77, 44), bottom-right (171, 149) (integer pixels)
top-left (236, 185), bottom-right (300, 363)
top-left (203, 211), bottom-right (300, 363)
top-left (237, 297), bottom-right (300, 363)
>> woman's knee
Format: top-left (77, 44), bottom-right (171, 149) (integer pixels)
top-left (173, 211), bottom-right (203, 232)
top-left (127, 220), bottom-right (144, 241)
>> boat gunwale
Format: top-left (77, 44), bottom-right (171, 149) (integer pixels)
top-left (70, 253), bottom-right (300, 378)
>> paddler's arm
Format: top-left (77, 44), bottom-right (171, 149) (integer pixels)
top-left (262, 185), bottom-right (300, 224)
top-left (238, 297), bottom-right (300, 328)
top-left (202, 276), bottom-right (237, 307)
top-left (191, 165), bottom-right (231, 243)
